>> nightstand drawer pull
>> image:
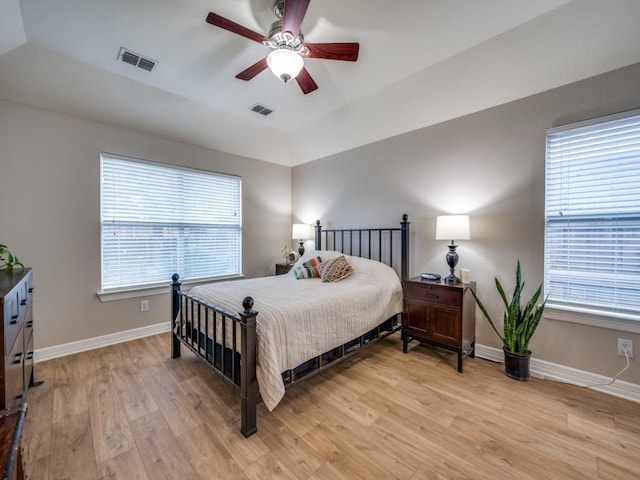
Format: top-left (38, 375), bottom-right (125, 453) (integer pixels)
top-left (423, 293), bottom-right (439, 299)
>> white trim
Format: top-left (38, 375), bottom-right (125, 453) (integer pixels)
top-left (34, 321), bottom-right (171, 363)
top-left (546, 107), bottom-right (640, 133)
top-left (475, 344), bottom-right (640, 404)
top-left (544, 304), bottom-right (640, 334)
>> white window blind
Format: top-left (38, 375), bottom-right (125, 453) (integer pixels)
top-left (545, 109), bottom-right (640, 318)
top-left (100, 154), bottom-right (242, 291)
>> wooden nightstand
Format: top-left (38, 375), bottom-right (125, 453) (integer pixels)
top-left (275, 263), bottom-right (293, 275)
top-left (402, 277), bottom-right (476, 373)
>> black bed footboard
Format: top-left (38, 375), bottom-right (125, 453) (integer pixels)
top-left (171, 274), bottom-right (258, 437)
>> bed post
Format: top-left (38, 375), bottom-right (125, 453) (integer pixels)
top-left (239, 296), bottom-right (258, 437)
top-left (400, 214), bottom-right (410, 283)
top-left (315, 220), bottom-right (322, 250)
top-left (171, 273), bottom-right (181, 358)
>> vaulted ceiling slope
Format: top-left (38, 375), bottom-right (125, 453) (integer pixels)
top-left (1, 0), bottom-right (640, 166)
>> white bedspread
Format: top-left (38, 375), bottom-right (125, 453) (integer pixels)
top-left (188, 251), bottom-right (403, 411)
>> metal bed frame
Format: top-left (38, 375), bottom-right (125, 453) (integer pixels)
top-left (170, 214), bottom-right (409, 437)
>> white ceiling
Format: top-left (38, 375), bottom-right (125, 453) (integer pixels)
top-left (2, 0), bottom-right (640, 166)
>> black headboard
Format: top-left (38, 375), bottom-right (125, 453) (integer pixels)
top-left (314, 213), bottom-right (410, 282)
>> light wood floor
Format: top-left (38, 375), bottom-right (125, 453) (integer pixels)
top-left (21, 332), bottom-right (640, 479)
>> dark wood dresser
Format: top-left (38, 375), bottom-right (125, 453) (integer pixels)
top-left (402, 277), bottom-right (476, 373)
top-left (0, 269), bottom-right (34, 409)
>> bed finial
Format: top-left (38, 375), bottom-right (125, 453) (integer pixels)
top-left (171, 273), bottom-right (180, 283)
top-left (242, 296), bottom-right (254, 313)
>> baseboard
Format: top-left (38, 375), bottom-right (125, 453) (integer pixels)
top-left (34, 321), bottom-right (171, 363)
top-left (475, 344), bottom-right (640, 404)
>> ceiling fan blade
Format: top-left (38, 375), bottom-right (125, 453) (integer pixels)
top-left (235, 57), bottom-right (269, 81)
top-left (206, 12), bottom-right (266, 44)
top-left (295, 67), bottom-right (318, 94)
top-left (282, 0), bottom-right (310, 38)
top-left (305, 43), bottom-right (360, 62)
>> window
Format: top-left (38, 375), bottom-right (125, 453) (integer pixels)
top-left (545, 109), bottom-right (640, 321)
top-left (100, 153), bottom-right (242, 291)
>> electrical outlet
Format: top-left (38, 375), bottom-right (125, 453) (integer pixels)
top-left (140, 299), bottom-right (149, 312)
top-left (617, 338), bottom-right (633, 358)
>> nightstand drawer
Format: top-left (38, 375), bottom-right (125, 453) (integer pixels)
top-left (405, 282), bottom-right (461, 306)
top-left (275, 263), bottom-right (293, 275)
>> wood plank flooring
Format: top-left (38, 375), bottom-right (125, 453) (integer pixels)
top-left (21, 332), bottom-right (640, 479)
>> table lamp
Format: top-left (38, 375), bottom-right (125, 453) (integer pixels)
top-left (435, 215), bottom-right (470, 284)
top-left (292, 223), bottom-right (313, 256)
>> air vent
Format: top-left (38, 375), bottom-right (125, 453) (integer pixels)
top-left (250, 104), bottom-right (274, 116)
top-left (118, 47), bottom-right (157, 72)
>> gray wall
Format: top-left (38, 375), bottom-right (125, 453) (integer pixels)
top-left (0, 100), bottom-right (291, 349)
top-left (292, 62), bottom-right (640, 384)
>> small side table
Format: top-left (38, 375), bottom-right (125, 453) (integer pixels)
top-left (402, 278), bottom-right (476, 373)
top-left (275, 263), bottom-right (294, 275)
top-left (0, 403), bottom-right (27, 480)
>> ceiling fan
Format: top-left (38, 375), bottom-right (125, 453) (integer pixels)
top-left (206, 0), bottom-right (360, 94)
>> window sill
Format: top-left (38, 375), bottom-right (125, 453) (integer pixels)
top-left (97, 274), bottom-right (245, 302)
top-left (545, 303), bottom-right (640, 334)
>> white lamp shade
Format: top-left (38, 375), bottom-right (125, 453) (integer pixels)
top-left (292, 223), bottom-right (312, 240)
top-left (267, 48), bottom-right (304, 81)
top-left (435, 215), bottom-right (470, 241)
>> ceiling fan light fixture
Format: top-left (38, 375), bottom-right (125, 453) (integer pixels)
top-left (267, 48), bottom-right (304, 83)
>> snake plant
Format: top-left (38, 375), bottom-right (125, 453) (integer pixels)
top-left (470, 260), bottom-right (547, 353)
top-left (0, 244), bottom-right (24, 271)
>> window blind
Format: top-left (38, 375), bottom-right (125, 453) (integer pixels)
top-left (100, 154), bottom-right (242, 290)
top-left (545, 109), bottom-right (640, 317)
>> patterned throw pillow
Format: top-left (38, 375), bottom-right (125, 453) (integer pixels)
top-left (293, 256), bottom-right (323, 279)
top-left (319, 255), bottom-right (353, 282)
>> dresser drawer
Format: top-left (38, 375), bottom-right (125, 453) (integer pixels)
top-left (20, 271), bottom-right (33, 313)
top-left (3, 291), bottom-right (21, 357)
top-left (404, 282), bottom-right (461, 306)
top-left (4, 331), bottom-right (25, 408)
top-left (23, 310), bottom-right (33, 351)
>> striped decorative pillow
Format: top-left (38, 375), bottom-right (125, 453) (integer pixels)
top-left (293, 257), bottom-right (323, 279)
top-left (319, 255), bottom-right (353, 282)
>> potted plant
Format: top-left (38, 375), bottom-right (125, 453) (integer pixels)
top-left (470, 260), bottom-right (547, 381)
top-left (0, 244), bottom-right (24, 271)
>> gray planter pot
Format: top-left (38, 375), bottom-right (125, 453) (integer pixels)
top-left (503, 347), bottom-right (531, 381)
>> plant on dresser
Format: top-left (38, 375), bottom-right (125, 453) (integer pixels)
top-left (470, 260), bottom-right (547, 381)
top-left (0, 245), bottom-right (24, 271)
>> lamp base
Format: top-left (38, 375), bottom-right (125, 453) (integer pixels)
top-left (444, 273), bottom-right (460, 284)
top-left (445, 242), bottom-right (459, 284)
top-left (298, 241), bottom-right (305, 257)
